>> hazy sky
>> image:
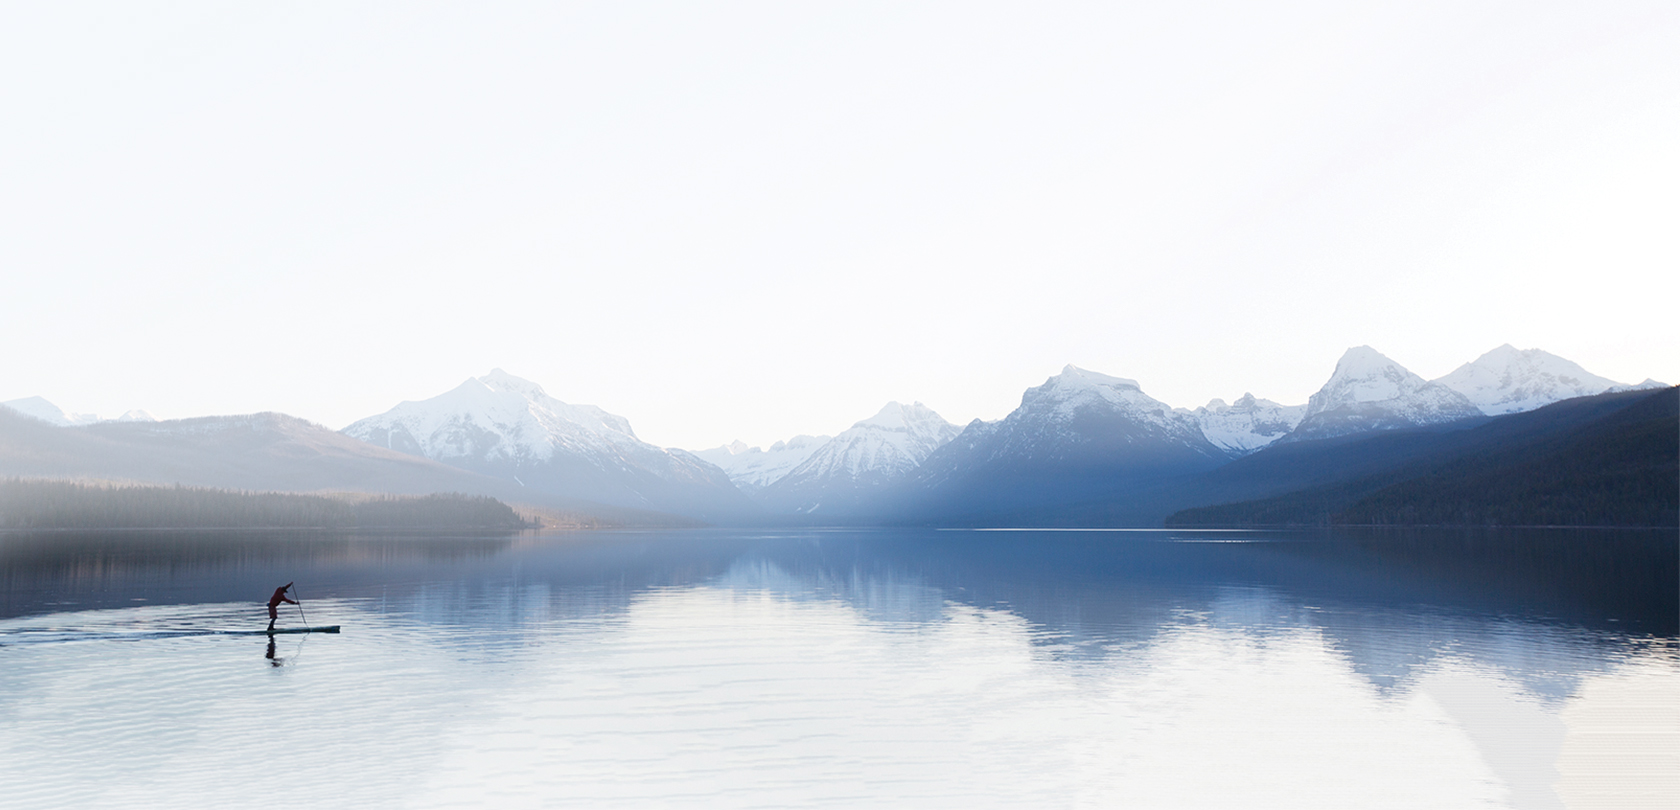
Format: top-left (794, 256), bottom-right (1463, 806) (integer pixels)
top-left (3, 2), bottom-right (1675, 450)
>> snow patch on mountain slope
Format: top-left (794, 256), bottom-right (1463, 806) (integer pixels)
top-left (1189, 394), bottom-right (1306, 454)
top-left (1286, 347), bottom-right (1482, 442)
top-left (1432, 344), bottom-right (1628, 415)
top-left (693, 434), bottom-right (832, 491)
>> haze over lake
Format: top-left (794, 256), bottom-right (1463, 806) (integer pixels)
top-left (2, 527), bottom-right (1673, 808)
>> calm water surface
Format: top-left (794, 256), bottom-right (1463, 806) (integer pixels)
top-left (1, 527), bottom-right (1675, 809)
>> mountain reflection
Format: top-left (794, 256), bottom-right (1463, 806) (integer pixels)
top-left (3, 526), bottom-right (1672, 699)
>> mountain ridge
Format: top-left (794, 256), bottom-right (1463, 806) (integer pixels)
top-left (4, 344), bottom-right (1667, 528)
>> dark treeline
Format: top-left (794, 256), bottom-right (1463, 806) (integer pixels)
top-left (0, 479), bottom-right (530, 530)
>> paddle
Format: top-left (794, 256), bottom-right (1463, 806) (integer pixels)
top-left (294, 585), bottom-right (309, 633)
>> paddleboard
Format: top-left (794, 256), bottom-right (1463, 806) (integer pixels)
top-left (233, 626), bottom-right (341, 635)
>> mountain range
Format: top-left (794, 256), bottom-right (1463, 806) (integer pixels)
top-left (2, 344), bottom-right (1669, 527)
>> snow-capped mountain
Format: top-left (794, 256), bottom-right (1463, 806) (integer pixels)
top-left (1283, 347), bottom-right (1482, 443)
top-left (908, 365), bottom-right (1232, 520)
top-left (693, 434), bottom-right (832, 493)
top-left (783, 402), bottom-right (961, 485)
top-left (1432, 344), bottom-right (1643, 415)
top-left (0, 397), bottom-right (155, 426)
top-left (1186, 394), bottom-right (1306, 455)
top-left (342, 369), bottom-right (754, 519)
top-left (944, 364), bottom-right (1227, 467)
top-left (760, 402), bottom-right (961, 514)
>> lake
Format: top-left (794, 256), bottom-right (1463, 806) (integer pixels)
top-left (1, 527), bottom-right (1675, 808)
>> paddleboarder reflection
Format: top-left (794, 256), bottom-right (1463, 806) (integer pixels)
top-left (267, 582), bottom-right (298, 633)
top-left (265, 638), bottom-right (284, 667)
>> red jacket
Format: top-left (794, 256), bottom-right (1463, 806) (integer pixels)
top-left (268, 585), bottom-right (298, 610)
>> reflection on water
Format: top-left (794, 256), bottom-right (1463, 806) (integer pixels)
top-left (0, 527), bottom-right (1674, 808)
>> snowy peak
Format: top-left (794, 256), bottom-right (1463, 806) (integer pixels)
top-left (1432, 344), bottom-right (1628, 415)
top-left (479, 367), bottom-right (548, 398)
top-left (1015, 365), bottom-right (1202, 441)
top-left (341, 369), bottom-right (648, 463)
top-left (947, 362), bottom-right (1227, 467)
top-left (785, 402), bottom-right (962, 484)
top-left (757, 401), bottom-right (963, 515)
top-left (852, 401), bottom-right (953, 434)
top-left (1033, 365), bottom-right (1145, 410)
top-left (344, 369), bottom-right (645, 465)
top-left (1193, 393), bottom-right (1306, 454)
top-left (905, 364), bottom-right (1233, 520)
top-left (1286, 347), bottom-right (1481, 442)
top-left (343, 370), bottom-right (751, 517)
top-left (1028, 365), bottom-right (1149, 415)
top-left (1318, 346), bottom-right (1422, 406)
top-left (692, 433), bottom-right (832, 491)
top-left (1052, 364), bottom-right (1142, 391)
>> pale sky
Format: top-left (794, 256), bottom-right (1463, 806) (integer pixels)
top-left (3, 2), bottom-right (1675, 450)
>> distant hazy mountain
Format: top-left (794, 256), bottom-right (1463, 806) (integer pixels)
top-left (1432, 344), bottom-right (1651, 415)
top-left (1282, 347), bottom-right (1482, 443)
top-left (758, 402), bottom-right (961, 516)
top-left (0, 408), bottom-right (496, 495)
top-left (1185, 394), bottom-right (1306, 455)
top-left (1, 397), bottom-right (155, 427)
top-left (341, 369), bottom-right (755, 520)
top-left (693, 434), bottom-right (831, 493)
top-left (907, 365), bottom-right (1231, 522)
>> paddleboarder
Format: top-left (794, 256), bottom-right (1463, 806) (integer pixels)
top-left (266, 582), bottom-right (298, 633)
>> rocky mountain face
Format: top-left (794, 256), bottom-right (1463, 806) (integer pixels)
top-left (1281, 347), bottom-right (1483, 443)
top-left (757, 402), bottom-right (961, 516)
top-left (341, 369), bottom-right (755, 520)
top-left (693, 434), bottom-right (832, 494)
